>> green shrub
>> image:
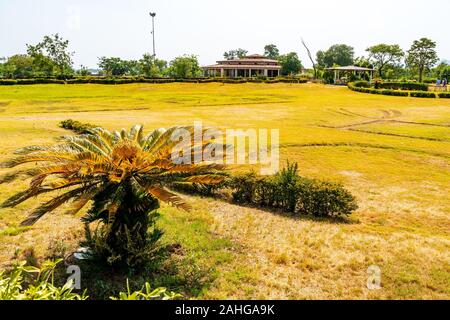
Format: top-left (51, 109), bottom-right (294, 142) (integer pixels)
top-left (353, 80), bottom-right (371, 88)
top-left (295, 178), bottom-right (358, 217)
top-left (349, 82), bottom-right (436, 98)
top-left (379, 82), bottom-right (428, 91)
top-left (438, 92), bottom-right (450, 99)
top-left (369, 88), bottom-right (383, 94)
top-left (229, 171), bottom-right (263, 204)
top-left (0, 78), bottom-right (67, 85)
top-left (381, 89), bottom-right (409, 97)
top-left (59, 119), bottom-right (97, 134)
top-left (0, 79), bottom-right (18, 85)
top-left (348, 82), bottom-right (381, 94)
top-left (409, 91), bottom-right (436, 98)
top-left (228, 162), bottom-right (357, 218)
top-left (0, 260), bottom-right (87, 300)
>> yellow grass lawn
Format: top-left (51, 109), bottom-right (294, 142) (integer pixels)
top-left (0, 83), bottom-right (449, 299)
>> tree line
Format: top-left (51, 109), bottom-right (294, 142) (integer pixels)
top-left (0, 34), bottom-right (448, 82)
top-left (0, 34), bottom-right (204, 79)
top-left (302, 38), bottom-right (449, 83)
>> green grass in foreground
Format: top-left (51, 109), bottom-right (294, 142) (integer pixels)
top-left (0, 83), bottom-right (449, 299)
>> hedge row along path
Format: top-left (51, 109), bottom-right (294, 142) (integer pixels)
top-left (348, 82), bottom-right (450, 99)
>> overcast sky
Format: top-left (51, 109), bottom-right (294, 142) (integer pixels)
top-left (1, 0), bottom-right (449, 68)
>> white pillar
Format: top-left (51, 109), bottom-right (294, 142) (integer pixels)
top-left (264, 69), bottom-right (268, 77)
top-left (249, 69), bottom-right (252, 77)
top-left (235, 69), bottom-right (238, 78)
top-left (220, 68), bottom-right (224, 78)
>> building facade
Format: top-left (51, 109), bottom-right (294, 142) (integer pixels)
top-left (203, 54), bottom-right (282, 78)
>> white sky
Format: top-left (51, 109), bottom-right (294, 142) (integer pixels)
top-left (1, 0), bottom-right (449, 68)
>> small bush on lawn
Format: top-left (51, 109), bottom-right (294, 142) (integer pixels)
top-left (410, 91), bottom-right (436, 98)
top-left (438, 92), bottom-right (450, 99)
top-left (59, 119), bottom-right (97, 134)
top-left (228, 162), bottom-right (358, 218)
top-left (296, 178), bottom-right (358, 217)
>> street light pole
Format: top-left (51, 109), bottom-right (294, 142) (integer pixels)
top-left (149, 12), bottom-right (156, 57)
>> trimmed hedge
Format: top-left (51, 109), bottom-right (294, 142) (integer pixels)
top-left (352, 80), bottom-right (371, 88)
top-left (381, 89), bottom-right (409, 97)
top-left (348, 83), bottom-right (382, 95)
top-left (228, 163), bottom-right (358, 218)
top-left (409, 91), bottom-right (436, 98)
top-left (0, 78), bottom-right (65, 85)
top-left (17, 78), bottom-right (66, 85)
top-left (379, 82), bottom-right (429, 91)
top-left (438, 92), bottom-right (450, 99)
top-left (0, 79), bottom-right (17, 85)
top-left (348, 82), bottom-right (439, 98)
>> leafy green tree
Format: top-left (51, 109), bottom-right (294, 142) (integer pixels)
top-left (0, 125), bottom-right (226, 267)
top-left (223, 49), bottom-right (248, 60)
top-left (2, 55), bottom-right (34, 78)
top-left (167, 55), bottom-right (202, 78)
top-left (278, 52), bottom-right (303, 76)
top-left (77, 65), bottom-right (91, 76)
top-left (406, 38), bottom-right (439, 82)
top-left (264, 44), bottom-right (280, 59)
top-left (27, 34), bottom-right (74, 76)
top-left (366, 44), bottom-right (404, 78)
top-left (316, 44), bottom-right (354, 68)
top-left (124, 60), bottom-right (141, 76)
top-left (139, 54), bottom-right (167, 77)
top-left (98, 57), bottom-right (129, 76)
top-left (434, 62), bottom-right (450, 80)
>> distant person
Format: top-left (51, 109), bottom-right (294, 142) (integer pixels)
top-left (436, 79), bottom-right (441, 87)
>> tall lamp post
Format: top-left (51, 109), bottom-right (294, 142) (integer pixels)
top-left (149, 12), bottom-right (156, 57)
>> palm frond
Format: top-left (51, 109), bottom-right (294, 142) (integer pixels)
top-left (2, 124), bottom-right (229, 228)
top-left (0, 168), bottom-right (41, 184)
top-left (142, 128), bottom-right (166, 150)
top-left (147, 187), bottom-right (191, 211)
top-left (20, 186), bottom-right (92, 226)
top-left (185, 175), bottom-right (226, 185)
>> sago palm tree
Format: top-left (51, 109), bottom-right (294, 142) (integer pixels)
top-left (0, 125), bottom-right (226, 266)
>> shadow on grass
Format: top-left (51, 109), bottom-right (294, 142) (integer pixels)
top-left (223, 199), bottom-right (360, 225)
top-left (177, 189), bottom-right (360, 226)
top-left (52, 243), bottom-right (216, 300)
